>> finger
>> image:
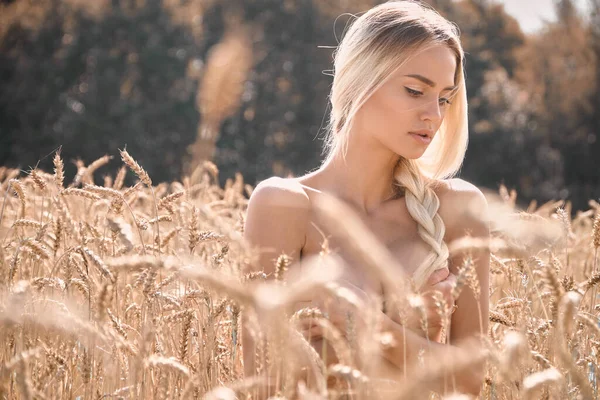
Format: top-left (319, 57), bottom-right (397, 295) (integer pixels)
top-left (425, 308), bottom-right (441, 321)
top-left (320, 311), bottom-right (348, 328)
top-left (423, 289), bottom-right (449, 307)
top-left (426, 268), bottom-right (450, 286)
top-left (422, 286), bottom-right (452, 311)
top-left (427, 274), bottom-right (454, 291)
top-left (434, 283), bottom-right (454, 306)
top-left (443, 275), bottom-right (458, 302)
top-left (435, 277), bottom-right (456, 293)
top-left (300, 325), bottom-right (324, 339)
top-left (432, 274), bottom-right (456, 293)
top-left (446, 273), bottom-right (458, 286)
top-left (421, 287), bottom-right (444, 298)
top-left (426, 268), bottom-right (447, 286)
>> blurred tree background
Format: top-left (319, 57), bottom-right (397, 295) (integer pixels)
top-left (0, 0), bottom-right (598, 211)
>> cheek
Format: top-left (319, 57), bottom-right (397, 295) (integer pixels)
top-left (361, 90), bottom-right (410, 127)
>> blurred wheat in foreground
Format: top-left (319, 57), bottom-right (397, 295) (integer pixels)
top-left (0, 152), bottom-right (600, 400)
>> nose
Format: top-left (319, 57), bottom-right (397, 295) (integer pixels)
top-left (420, 98), bottom-right (443, 126)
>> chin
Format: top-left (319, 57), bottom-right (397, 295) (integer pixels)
top-left (390, 141), bottom-right (428, 160)
top-left (397, 150), bottom-right (427, 160)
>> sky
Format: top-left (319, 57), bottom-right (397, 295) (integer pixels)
top-left (495, 0), bottom-right (591, 33)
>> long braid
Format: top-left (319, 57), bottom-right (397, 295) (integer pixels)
top-left (394, 158), bottom-right (449, 290)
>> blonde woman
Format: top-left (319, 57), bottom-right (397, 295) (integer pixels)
top-left (243, 0), bottom-right (490, 397)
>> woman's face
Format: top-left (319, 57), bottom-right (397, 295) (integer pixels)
top-left (353, 44), bottom-right (458, 159)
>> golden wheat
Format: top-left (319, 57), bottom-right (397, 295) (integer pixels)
top-left (2, 156), bottom-right (600, 399)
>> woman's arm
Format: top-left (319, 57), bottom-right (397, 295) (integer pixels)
top-left (241, 177), bottom-right (311, 390)
top-left (379, 309), bottom-right (488, 396)
top-left (437, 179), bottom-right (490, 345)
top-left (361, 182), bottom-right (490, 395)
top-left (448, 194), bottom-right (490, 344)
top-left (437, 180), bottom-right (491, 394)
top-left (299, 282), bottom-right (488, 396)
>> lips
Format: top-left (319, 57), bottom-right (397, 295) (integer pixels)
top-left (409, 130), bottom-right (433, 144)
top-left (410, 133), bottom-right (432, 144)
top-left (409, 130), bottom-right (433, 138)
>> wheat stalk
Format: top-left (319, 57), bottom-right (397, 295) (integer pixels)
top-left (1, 158), bottom-right (599, 399)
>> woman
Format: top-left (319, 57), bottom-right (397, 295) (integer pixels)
top-left (243, 0), bottom-right (490, 397)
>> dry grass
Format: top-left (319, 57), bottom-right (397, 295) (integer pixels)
top-left (1, 155), bottom-right (599, 400)
top-left (1, 2), bottom-right (599, 397)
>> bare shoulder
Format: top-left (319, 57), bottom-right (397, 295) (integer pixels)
top-left (249, 176), bottom-right (311, 210)
top-left (244, 177), bottom-right (310, 273)
top-left (436, 178), bottom-right (487, 207)
top-left (435, 178), bottom-right (489, 239)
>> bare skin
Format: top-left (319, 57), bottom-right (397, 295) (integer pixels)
top-left (242, 44), bottom-right (490, 397)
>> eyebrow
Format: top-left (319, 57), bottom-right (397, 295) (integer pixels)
top-left (404, 74), bottom-right (457, 92)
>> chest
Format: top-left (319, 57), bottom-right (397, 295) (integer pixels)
top-left (300, 198), bottom-right (443, 293)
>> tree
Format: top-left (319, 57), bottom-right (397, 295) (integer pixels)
top-left (512, 1), bottom-right (597, 209)
top-left (0, 0), bottom-right (200, 183)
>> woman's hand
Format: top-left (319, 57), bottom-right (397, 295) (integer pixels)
top-left (294, 269), bottom-right (458, 344)
top-left (424, 267), bottom-right (457, 311)
top-left (405, 268), bottom-right (457, 341)
top-left (293, 280), bottom-right (373, 341)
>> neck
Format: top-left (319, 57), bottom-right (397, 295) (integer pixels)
top-left (318, 142), bottom-right (402, 215)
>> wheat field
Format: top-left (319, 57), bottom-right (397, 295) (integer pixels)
top-left (0, 149), bottom-right (599, 400)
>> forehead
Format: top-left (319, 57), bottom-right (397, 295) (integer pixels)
top-left (391, 45), bottom-right (457, 86)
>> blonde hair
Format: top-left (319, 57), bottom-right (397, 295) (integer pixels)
top-left (322, 0), bottom-right (469, 290)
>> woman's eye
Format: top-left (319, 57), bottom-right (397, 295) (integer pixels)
top-left (405, 87), bottom-right (422, 97)
top-left (405, 87), bottom-right (452, 106)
